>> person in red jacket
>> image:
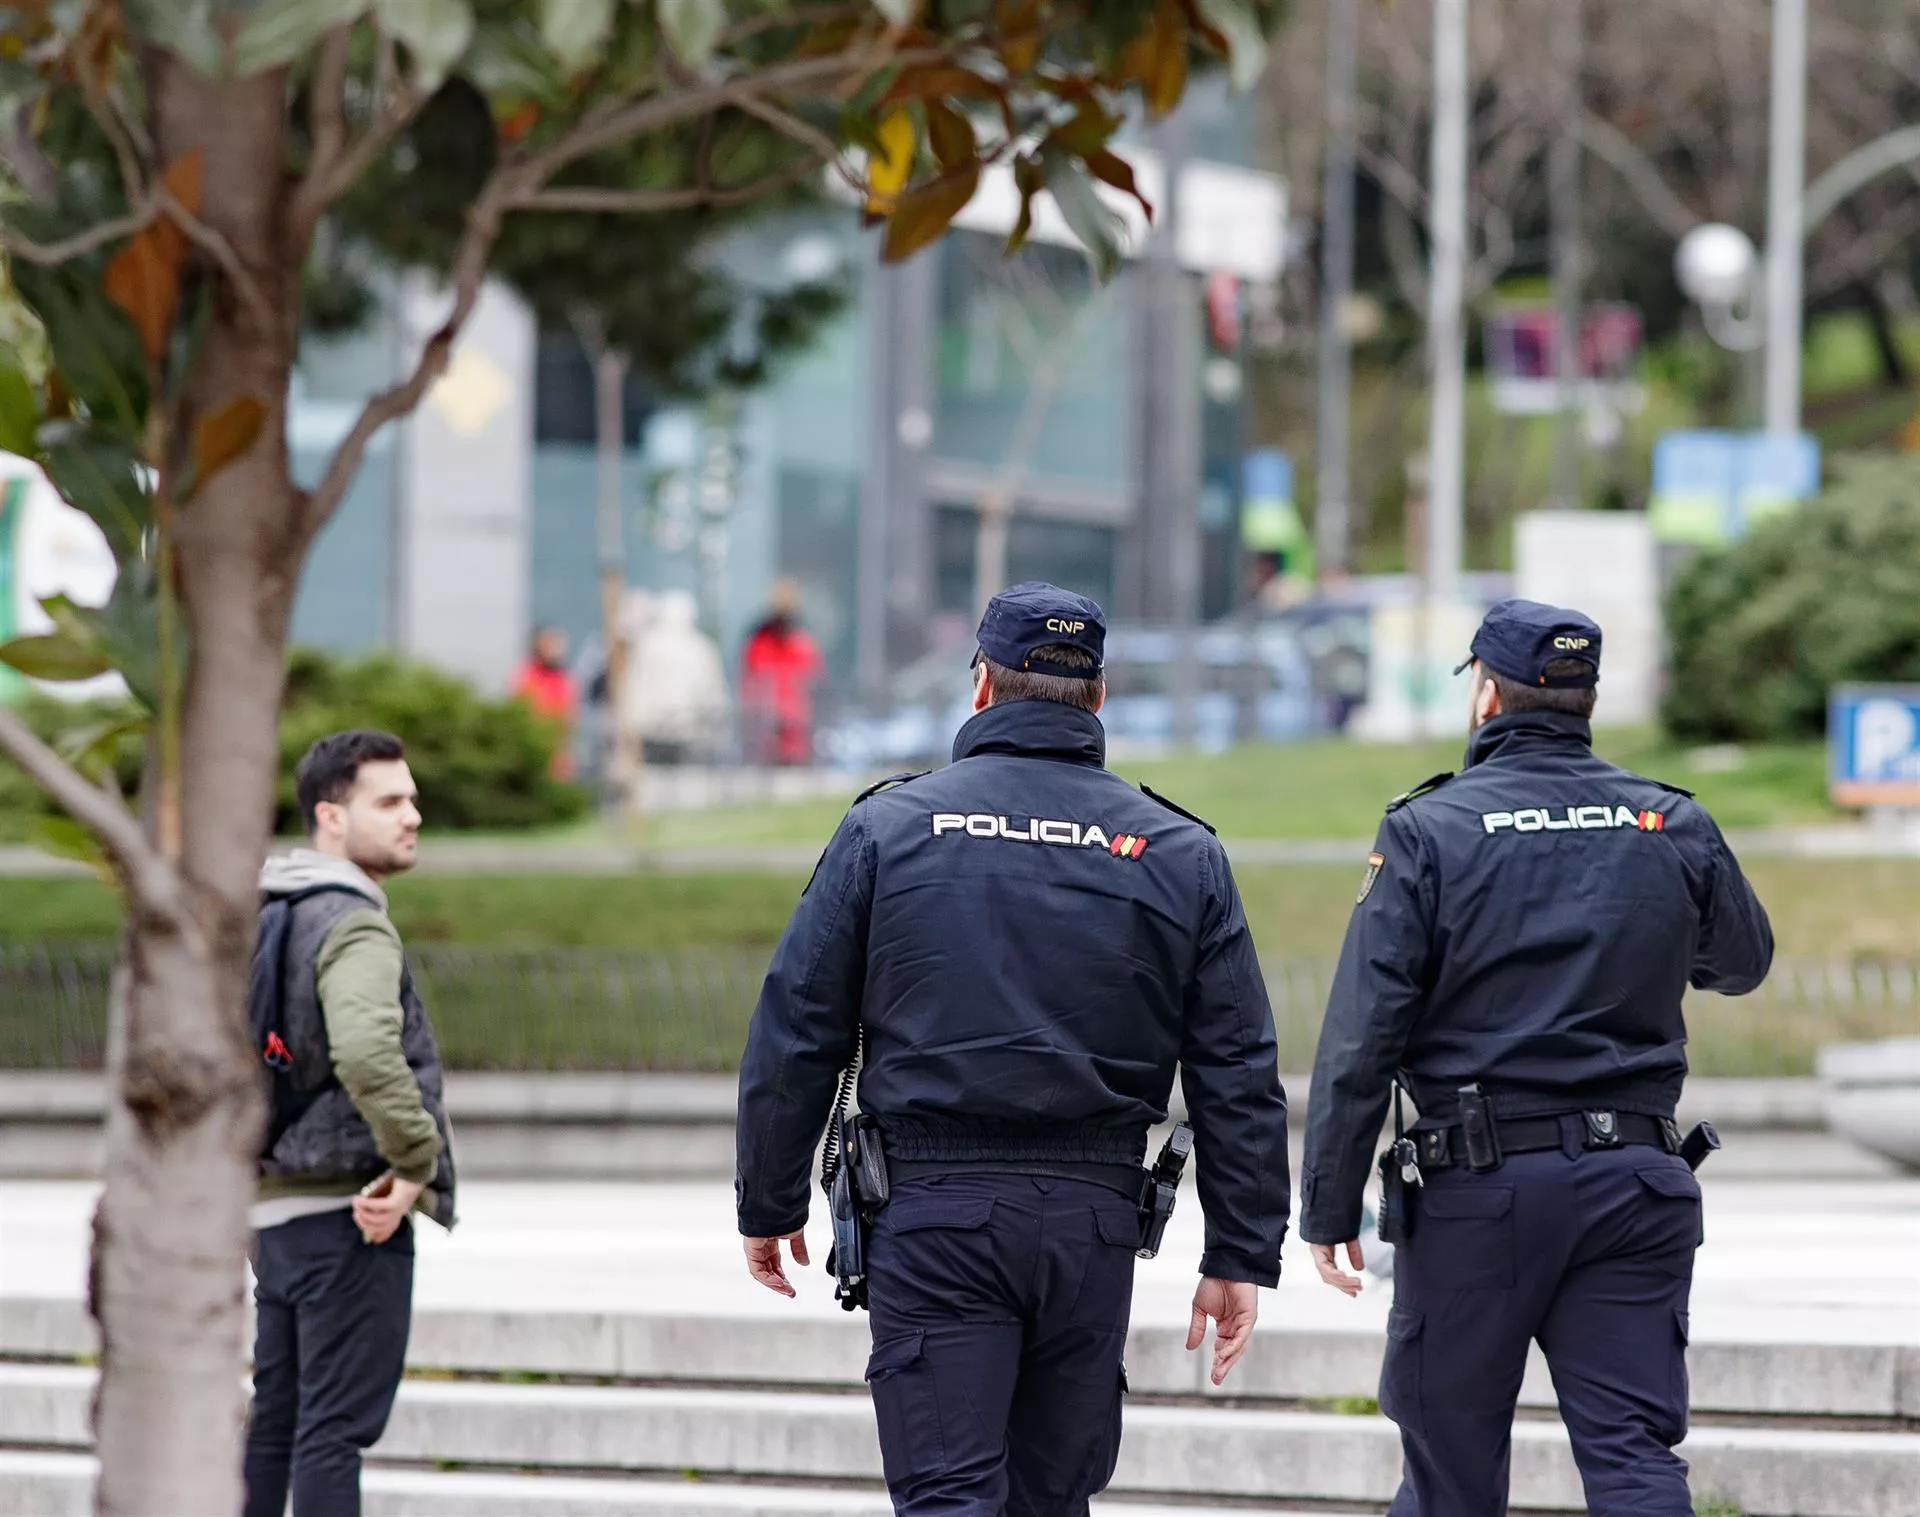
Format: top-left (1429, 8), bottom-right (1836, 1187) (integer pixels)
top-left (741, 582), bottom-right (824, 767)
top-left (512, 626), bottom-right (579, 780)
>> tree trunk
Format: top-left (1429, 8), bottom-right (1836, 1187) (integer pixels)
top-left (91, 55), bottom-right (301, 1517)
top-left (591, 343), bottom-right (637, 810)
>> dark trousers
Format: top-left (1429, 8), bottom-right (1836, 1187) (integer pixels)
top-left (242, 1209), bottom-right (415, 1517)
top-left (864, 1174), bottom-right (1140, 1516)
top-left (1382, 1138), bottom-right (1703, 1517)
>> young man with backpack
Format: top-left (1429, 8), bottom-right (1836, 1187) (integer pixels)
top-left (243, 730), bottom-right (457, 1517)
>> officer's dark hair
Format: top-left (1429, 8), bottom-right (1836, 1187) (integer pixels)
top-left (295, 730), bottom-right (407, 834)
top-left (1481, 659), bottom-right (1598, 718)
top-left (980, 645), bottom-right (1105, 712)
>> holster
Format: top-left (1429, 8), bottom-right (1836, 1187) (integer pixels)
top-left (826, 1115), bottom-right (890, 1312)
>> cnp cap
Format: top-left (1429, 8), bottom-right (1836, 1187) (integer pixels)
top-left (974, 580), bottom-right (1106, 679)
top-left (1454, 598), bottom-right (1602, 688)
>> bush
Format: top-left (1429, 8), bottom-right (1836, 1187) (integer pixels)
top-left (1663, 454), bottom-right (1920, 743)
top-left (276, 649), bottom-right (588, 832)
top-left (0, 649), bottom-right (588, 837)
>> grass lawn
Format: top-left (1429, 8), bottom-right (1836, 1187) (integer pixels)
top-left (638, 729), bottom-right (1835, 850)
top-left (0, 854), bottom-right (1911, 962)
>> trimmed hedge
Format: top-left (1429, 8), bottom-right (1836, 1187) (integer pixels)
top-left (0, 648), bottom-right (588, 839)
top-left (1664, 454), bottom-right (1920, 743)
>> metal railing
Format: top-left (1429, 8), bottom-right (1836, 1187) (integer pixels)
top-left (0, 943), bottom-right (1910, 1077)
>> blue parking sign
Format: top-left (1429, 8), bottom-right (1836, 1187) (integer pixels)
top-left (1829, 685), bottom-right (1920, 806)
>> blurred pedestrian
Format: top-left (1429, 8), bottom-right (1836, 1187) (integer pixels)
top-left (741, 578), bottom-right (825, 767)
top-left (244, 731), bottom-right (457, 1517)
top-left (620, 588), bottom-right (729, 765)
top-left (513, 625), bottom-right (579, 780)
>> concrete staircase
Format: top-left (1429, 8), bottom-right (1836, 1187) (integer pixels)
top-left (2, 1297), bottom-right (1916, 1516)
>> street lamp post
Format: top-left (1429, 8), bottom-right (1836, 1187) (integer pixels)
top-left (1763, 0), bottom-right (1807, 436)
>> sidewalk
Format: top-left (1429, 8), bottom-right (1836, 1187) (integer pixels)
top-left (4, 1167), bottom-right (1915, 1347)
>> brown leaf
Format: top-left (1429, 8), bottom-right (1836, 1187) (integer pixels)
top-left (1088, 149), bottom-right (1154, 224)
top-left (923, 99), bottom-right (976, 172)
top-left (882, 63), bottom-right (1001, 108)
top-left (882, 162), bottom-right (982, 264)
top-left (103, 152), bottom-right (204, 367)
top-left (498, 102), bottom-right (541, 144)
top-left (1047, 101), bottom-right (1120, 160)
top-left (995, 0), bottom-right (1043, 73)
top-left (191, 396), bottom-right (266, 487)
top-left (1146, 5), bottom-right (1190, 120)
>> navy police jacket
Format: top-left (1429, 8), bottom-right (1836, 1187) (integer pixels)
top-left (1298, 710), bottom-right (1773, 1244)
top-left (735, 698), bottom-right (1292, 1286)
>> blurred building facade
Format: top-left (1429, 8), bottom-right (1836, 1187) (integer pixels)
top-left (285, 83), bottom-right (1285, 715)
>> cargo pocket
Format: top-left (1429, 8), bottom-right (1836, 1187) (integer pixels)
top-left (1072, 1204), bottom-right (1143, 1324)
top-left (866, 1330), bottom-right (944, 1486)
top-left (1378, 1305), bottom-right (1425, 1438)
top-left (1634, 1163), bottom-right (1705, 1272)
top-left (1414, 1185), bottom-right (1515, 1290)
top-left (1657, 1308), bottom-right (1691, 1447)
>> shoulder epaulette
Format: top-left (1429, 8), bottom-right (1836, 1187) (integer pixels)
top-left (1386, 771), bottom-right (1455, 812)
top-left (852, 770), bottom-right (929, 805)
top-left (1140, 782), bottom-right (1216, 835)
top-left (1648, 777), bottom-right (1695, 799)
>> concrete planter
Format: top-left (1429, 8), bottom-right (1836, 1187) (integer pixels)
top-left (1817, 1038), bottom-right (1920, 1172)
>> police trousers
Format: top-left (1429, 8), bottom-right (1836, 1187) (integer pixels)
top-left (1382, 1138), bottom-right (1702, 1517)
top-left (864, 1174), bottom-right (1140, 1516)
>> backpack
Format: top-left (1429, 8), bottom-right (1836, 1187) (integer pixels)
top-left (249, 884), bottom-right (362, 1159)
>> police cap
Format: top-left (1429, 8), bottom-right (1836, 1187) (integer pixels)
top-left (1454, 598), bottom-right (1602, 688)
top-left (974, 580), bottom-right (1106, 679)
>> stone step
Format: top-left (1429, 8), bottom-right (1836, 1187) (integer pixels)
top-left (6, 1294), bottom-right (1913, 1420)
top-left (3, 1365), bottom-right (1917, 1517)
top-left (0, 1452), bottom-right (1368, 1517)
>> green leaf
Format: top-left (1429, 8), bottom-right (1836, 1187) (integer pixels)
top-left (1042, 151), bottom-right (1125, 281)
top-left (881, 161), bottom-right (981, 263)
top-left (28, 815), bottom-right (108, 876)
top-left (56, 714), bottom-right (148, 780)
top-left (376, 0), bottom-right (476, 91)
top-left (8, 270), bottom-right (146, 440)
top-left (234, 0), bottom-right (372, 76)
top-left (469, 17), bottom-right (568, 103)
top-left (1194, 0), bottom-right (1268, 91)
top-left (658, 0), bottom-right (725, 66)
top-left (538, 0), bottom-right (615, 75)
top-left (124, 0), bottom-right (223, 75)
top-left (44, 569), bottom-right (171, 713)
top-left (0, 633), bottom-right (112, 682)
top-left (872, 0), bottom-right (920, 22)
top-left (0, 355), bottom-right (37, 458)
top-left (37, 425), bottom-right (151, 561)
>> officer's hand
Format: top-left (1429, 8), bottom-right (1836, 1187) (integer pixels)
top-left (742, 1232), bottom-right (810, 1298)
top-left (1187, 1277), bottom-right (1259, 1386)
top-left (1311, 1240), bottom-right (1366, 1297)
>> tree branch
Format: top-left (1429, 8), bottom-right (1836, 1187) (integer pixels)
top-left (292, 33), bottom-right (424, 242)
top-left (1577, 110), bottom-right (1700, 239)
top-left (302, 171), bottom-right (523, 537)
top-left (0, 706), bottom-right (181, 922)
top-left (0, 103), bottom-right (60, 206)
top-left (304, 27), bottom-right (354, 201)
top-left (0, 204), bottom-right (159, 264)
top-left (515, 155), bottom-right (828, 214)
top-left (725, 91), bottom-right (868, 198)
top-left (156, 189), bottom-right (276, 335)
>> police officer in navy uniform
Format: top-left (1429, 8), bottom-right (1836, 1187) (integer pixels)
top-left (735, 581), bottom-right (1291, 1517)
top-left (1299, 599), bottom-right (1772, 1517)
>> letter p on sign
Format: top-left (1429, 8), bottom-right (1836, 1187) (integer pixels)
top-left (1856, 700), bottom-right (1917, 779)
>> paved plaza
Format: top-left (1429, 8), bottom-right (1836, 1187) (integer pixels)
top-left (4, 1150), bottom-right (1916, 1347)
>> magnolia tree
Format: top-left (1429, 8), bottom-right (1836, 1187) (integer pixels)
top-left (0, 0), bottom-right (1270, 1510)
